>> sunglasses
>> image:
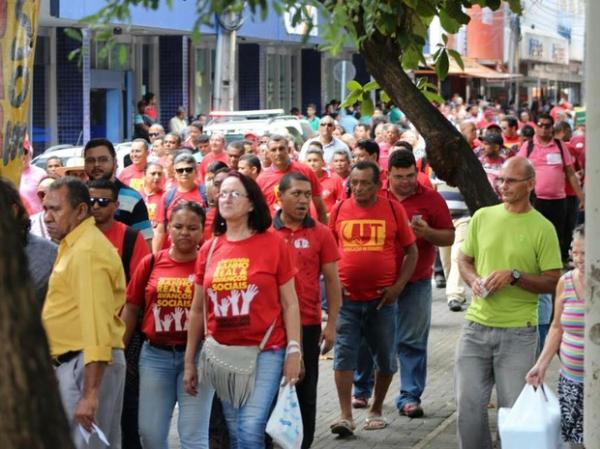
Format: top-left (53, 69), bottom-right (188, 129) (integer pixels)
top-left (149, 132), bottom-right (160, 137)
top-left (175, 167), bottom-right (195, 174)
top-left (320, 123), bottom-right (334, 127)
top-left (90, 197), bottom-right (114, 207)
top-left (537, 122), bottom-right (553, 129)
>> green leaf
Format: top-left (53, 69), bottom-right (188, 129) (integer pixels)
top-left (360, 97), bottom-right (375, 116)
top-left (486, 0), bottom-right (502, 10)
top-left (380, 90), bottom-right (391, 103)
top-left (423, 89), bottom-right (444, 104)
top-left (416, 0), bottom-right (437, 17)
top-left (402, 0), bottom-right (419, 9)
top-left (448, 49), bottom-right (464, 71)
top-left (507, 0), bottom-right (523, 14)
top-left (118, 44), bottom-right (128, 66)
top-left (401, 46), bottom-right (421, 70)
top-left (439, 8), bottom-right (461, 34)
top-left (435, 49), bottom-right (449, 80)
top-left (64, 27), bottom-right (82, 42)
top-left (363, 80), bottom-right (380, 91)
top-left (346, 80), bottom-right (362, 91)
top-left (442, 33), bottom-right (448, 45)
top-left (340, 89), bottom-right (363, 108)
top-left (68, 48), bottom-right (81, 61)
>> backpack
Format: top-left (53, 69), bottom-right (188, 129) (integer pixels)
top-left (526, 138), bottom-right (566, 170)
top-left (121, 226), bottom-right (140, 283)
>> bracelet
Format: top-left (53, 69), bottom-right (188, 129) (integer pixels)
top-left (287, 340), bottom-right (300, 349)
top-left (286, 346), bottom-right (302, 356)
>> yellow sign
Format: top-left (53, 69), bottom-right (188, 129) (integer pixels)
top-left (0, 0), bottom-right (39, 184)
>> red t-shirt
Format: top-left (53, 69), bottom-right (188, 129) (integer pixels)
top-left (127, 250), bottom-right (196, 346)
top-left (330, 196), bottom-right (415, 301)
top-left (140, 189), bottom-right (165, 228)
top-left (386, 185), bottom-right (454, 282)
top-left (318, 171), bottom-right (344, 212)
top-left (195, 233), bottom-right (296, 348)
top-left (119, 164), bottom-right (146, 191)
top-left (198, 151), bottom-right (229, 181)
top-left (271, 214), bottom-right (339, 325)
top-left (155, 187), bottom-right (206, 225)
top-left (564, 140), bottom-right (582, 196)
top-left (257, 161), bottom-right (322, 216)
top-left (100, 221), bottom-right (151, 281)
top-left (203, 207), bottom-right (216, 242)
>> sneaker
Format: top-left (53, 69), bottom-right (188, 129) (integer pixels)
top-left (448, 299), bottom-right (463, 312)
top-left (399, 403), bottom-right (424, 418)
top-left (434, 274), bottom-right (446, 288)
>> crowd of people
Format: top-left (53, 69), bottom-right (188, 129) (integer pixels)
top-left (5, 91), bottom-right (588, 449)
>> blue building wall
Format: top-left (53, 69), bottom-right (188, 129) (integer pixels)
top-left (32, 50), bottom-right (47, 155)
top-left (159, 36), bottom-right (183, 128)
top-left (301, 49), bottom-right (321, 113)
top-left (238, 44), bottom-right (261, 110)
top-left (56, 28), bottom-right (83, 145)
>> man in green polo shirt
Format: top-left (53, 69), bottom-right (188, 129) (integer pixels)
top-left (456, 156), bottom-right (562, 449)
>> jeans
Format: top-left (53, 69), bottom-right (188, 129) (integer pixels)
top-left (198, 349), bottom-right (285, 449)
top-left (440, 217), bottom-right (470, 303)
top-left (538, 293), bottom-right (553, 352)
top-left (296, 325), bottom-right (321, 449)
top-left (455, 321), bottom-right (538, 449)
top-left (138, 342), bottom-right (212, 449)
top-left (353, 280), bottom-right (431, 408)
top-left (334, 298), bottom-right (398, 374)
top-left (56, 350), bottom-right (126, 449)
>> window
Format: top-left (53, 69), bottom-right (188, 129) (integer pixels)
top-left (265, 47), bottom-right (301, 112)
top-left (91, 40), bottom-right (132, 70)
top-left (193, 47), bottom-right (214, 115)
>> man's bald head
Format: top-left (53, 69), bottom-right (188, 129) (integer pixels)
top-left (502, 156), bottom-right (535, 179)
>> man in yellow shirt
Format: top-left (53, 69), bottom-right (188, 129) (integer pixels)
top-left (42, 177), bottom-right (126, 449)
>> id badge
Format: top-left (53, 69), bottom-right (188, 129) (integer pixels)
top-left (546, 152), bottom-right (562, 165)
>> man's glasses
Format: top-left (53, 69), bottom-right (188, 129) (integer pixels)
top-left (175, 167), bottom-right (195, 174)
top-left (495, 176), bottom-right (532, 186)
top-left (537, 122), bottom-right (553, 129)
top-left (320, 123), bottom-right (334, 127)
top-left (90, 197), bottom-right (114, 207)
top-left (149, 132), bottom-right (160, 137)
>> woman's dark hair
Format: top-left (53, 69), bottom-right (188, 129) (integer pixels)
top-left (520, 125), bottom-right (535, 139)
top-left (213, 171), bottom-right (271, 235)
top-left (207, 160), bottom-right (229, 175)
top-left (0, 177), bottom-right (30, 245)
top-left (171, 201), bottom-right (206, 228)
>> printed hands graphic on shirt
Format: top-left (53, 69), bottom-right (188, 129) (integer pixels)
top-left (161, 314), bottom-right (174, 332)
top-left (240, 284), bottom-right (259, 315)
top-left (229, 290), bottom-right (241, 315)
top-left (207, 289), bottom-right (220, 317)
top-left (153, 304), bottom-right (163, 332)
top-left (172, 307), bottom-right (185, 332)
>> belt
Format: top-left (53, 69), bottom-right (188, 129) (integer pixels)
top-left (148, 342), bottom-right (186, 352)
top-left (52, 351), bottom-right (81, 367)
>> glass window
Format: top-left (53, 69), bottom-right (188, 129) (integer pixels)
top-left (193, 47), bottom-right (213, 115)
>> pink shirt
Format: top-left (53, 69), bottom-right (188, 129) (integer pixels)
top-left (19, 164), bottom-right (47, 214)
top-left (517, 137), bottom-right (573, 200)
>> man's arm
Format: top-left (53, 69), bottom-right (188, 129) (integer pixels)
top-left (320, 261), bottom-right (341, 354)
top-left (312, 195), bottom-right (328, 224)
top-left (565, 165), bottom-right (585, 206)
top-left (378, 242), bottom-right (418, 309)
top-left (74, 361), bottom-right (107, 431)
top-left (483, 269), bottom-right (561, 296)
top-left (152, 223), bottom-right (166, 254)
top-left (411, 218), bottom-right (455, 247)
top-left (458, 251), bottom-right (487, 297)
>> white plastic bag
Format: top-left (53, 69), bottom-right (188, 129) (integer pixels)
top-left (498, 383), bottom-right (561, 449)
top-left (266, 384), bottom-right (303, 449)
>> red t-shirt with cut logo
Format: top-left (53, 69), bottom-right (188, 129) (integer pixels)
top-left (195, 232), bottom-right (296, 348)
top-left (271, 217), bottom-right (339, 325)
top-left (119, 164), bottom-right (146, 191)
top-left (140, 189), bottom-right (165, 228)
top-left (257, 161), bottom-right (322, 216)
top-left (386, 185), bottom-right (454, 282)
top-left (330, 196), bottom-right (415, 301)
top-left (127, 250), bottom-right (197, 346)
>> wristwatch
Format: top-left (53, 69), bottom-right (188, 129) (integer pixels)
top-left (510, 269), bottom-right (521, 285)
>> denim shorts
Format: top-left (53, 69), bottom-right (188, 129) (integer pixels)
top-left (334, 298), bottom-right (398, 375)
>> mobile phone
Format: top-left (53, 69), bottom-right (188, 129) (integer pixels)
top-left (411, 214), bottom-right (422, 224)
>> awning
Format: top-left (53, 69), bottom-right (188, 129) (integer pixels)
top-left (415, 56), bottom-right (521, 80)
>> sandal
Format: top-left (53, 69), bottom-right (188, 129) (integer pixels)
top-left (352, 396), bottom-right (369, 409)
top-left (364, 415), bottom-right (388, 430)
top-left (400, 402), bottom-right (424, 418)
top-left (330, 419), bottom-right (355, 437)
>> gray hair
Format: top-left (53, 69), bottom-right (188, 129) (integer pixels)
top-left (173, 151), bottom-right (196, 166)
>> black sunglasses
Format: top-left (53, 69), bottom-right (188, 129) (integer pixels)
top-left (90, 197), bottom-right (114, 207)
top-left (175, 167), bottom-right (195, 174)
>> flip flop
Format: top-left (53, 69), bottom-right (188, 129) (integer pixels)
top-left (364, 415), bottom-right (388, 430)
top-left (330, 419), bottom-right (355, 437)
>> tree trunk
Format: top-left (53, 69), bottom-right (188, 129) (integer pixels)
top-left (360, 35), bottom-right (500, 213)
top-left (0, 198), bottom-right (74, 448)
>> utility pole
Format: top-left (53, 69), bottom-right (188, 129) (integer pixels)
top-left (213, 10), bottom-right (242, 111)
top-left (584, 1), bottom-right (600, 447)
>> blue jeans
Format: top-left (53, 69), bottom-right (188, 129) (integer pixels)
top-left (334, 298), bottom-right (398, 374)
top-left (352, 280), bottom-right (431, 409)
top-left (198, 349), bottom-right (284, 449)
top-left (138, 342), bottom-right (212, 449)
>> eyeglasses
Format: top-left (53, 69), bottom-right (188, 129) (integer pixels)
top-left (320, 123), bottom-right (334, 127)
top-left (218, 190), bottom-right (248, 200)
top-left (537, 122), bottom-right (553, 129)
top-left (149, 132), bottom-right (160, 137)
top-left (175, 167), bottom-right (195, 174)
top-left (495, 176), bottom-right (532, 185)
top-left (84, 156), bottom-right (111, 165)
top-left (90, 197), bottom-right (114, 207)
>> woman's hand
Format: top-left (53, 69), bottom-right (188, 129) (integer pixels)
top-left (525, 363), bottom-right (546, 387)
top-left (183, 361), bottom-right (199, 396)
top-left (281, 352), bottom-right (302, 386)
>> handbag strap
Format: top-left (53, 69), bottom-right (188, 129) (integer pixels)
top-left (202, 237), bottom-right (219, 336)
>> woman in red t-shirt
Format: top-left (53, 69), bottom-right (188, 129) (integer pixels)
top-left (183, 172), bottom-right (302, 449)
top-left (122, 201), bottom-right (210, 449)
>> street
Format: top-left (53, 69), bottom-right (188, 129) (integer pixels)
top-left (168, 284), bottom-right (559, 449)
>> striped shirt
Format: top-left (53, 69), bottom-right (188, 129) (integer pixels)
top-left (559, 270), bottom-right (585, 383)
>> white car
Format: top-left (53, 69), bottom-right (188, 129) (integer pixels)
top-left (33, 142), bottom-right (132, 174)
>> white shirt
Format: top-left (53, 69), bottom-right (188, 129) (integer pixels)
top-left (299, 136), bottom-right (352, 163)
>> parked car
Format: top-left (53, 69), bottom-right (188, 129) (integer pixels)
top-left (33, 142), bottom-right (133, 174)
